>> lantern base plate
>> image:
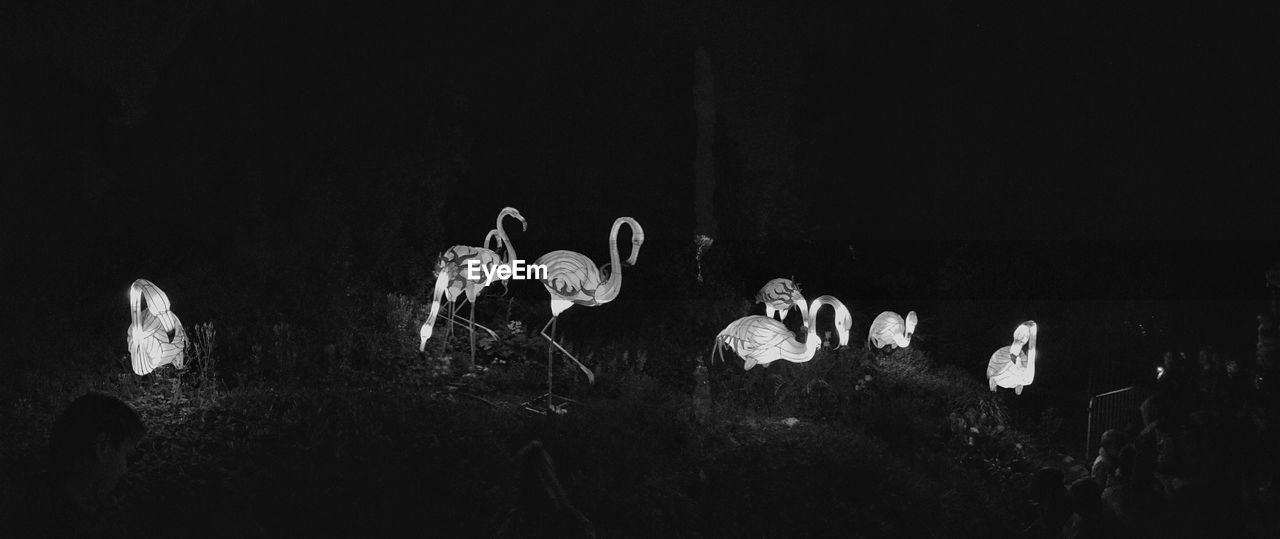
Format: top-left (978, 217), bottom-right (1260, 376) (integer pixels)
top-left (521, 392), bottom-right (576, 415)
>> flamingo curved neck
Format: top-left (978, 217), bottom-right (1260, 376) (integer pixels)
top-left (1024, 328), bottom-right (1037, 380)
top-left (595, 219), bottom-right (630, 303)
top-left (497, 211), bottom-right (518, 264)
top-left (803, 297), bottom-right (839, 355)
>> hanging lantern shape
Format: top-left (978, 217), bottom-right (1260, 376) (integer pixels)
top-left (127, 279), bottom-right (186, 376)
top-left (755, 278), bottom-right (809, 326)
top-left (712, 295), bottom-right (851, 371)
top-left (986, 320), bottom-right (1038, 395)
top-left (867, 310), bottom-right (918, 351)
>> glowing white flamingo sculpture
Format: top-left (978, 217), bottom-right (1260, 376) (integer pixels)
top-left (420, 207), bottom-right (527, 369)
top-left (530, 217), bottom-right (644, 414)
top-left (482, 227), bottom-right (518, 297)
top-left (755, 278), bottom-right (809, 325)
top-left (712, 295), bottom-right (852, 370)
top-left (867, 310), bottom-right (918, 351)
top-left (127, 279), bottom-right (187, 376)
top-left (987, 321), bottom-right (1038, 395)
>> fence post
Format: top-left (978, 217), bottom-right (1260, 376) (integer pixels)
top-left (1085, 396), bottom-right (1094, 461)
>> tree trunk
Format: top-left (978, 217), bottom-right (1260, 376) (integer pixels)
top-left (693, 46), bottom-right (717, 281)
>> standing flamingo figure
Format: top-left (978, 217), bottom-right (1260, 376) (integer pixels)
top-left (755, 278), bottom-right (809, 326)
top-left (420, 207), bottom-right (527, 370)
top-left (867, 310), bottom-right (918, 351)
top-left (987, 321), bottom-right (1039, 395)
top-left (712, 295), bottom-right (852, 371)
top-left (127, 279), bottom-right (187, 376)
top-left (528, 217), bottom-right (644, 414)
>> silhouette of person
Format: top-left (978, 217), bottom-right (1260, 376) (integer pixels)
top-left (4, 392), bottom-right (146, 537)
top-left (1025, 467), bottom-right (1071, 538)
top-left (1092, 430), bottom-right (1125, 490)
top-left (1065, 477), bottom-right (1120, 538)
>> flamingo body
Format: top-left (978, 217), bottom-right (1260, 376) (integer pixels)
top-left (535, 250), bottom-right (611, 308)
top-left (868, 310), bottom-right (918, 350)
top-left (127, 279), bottom-right (186, 376)
top-left (438, 245), bottom-right (504, 303)
top-left (713, 316), bottom-right (808, 370)
top-left (987, 321), bottom-right (1038, 395)
top-left (755, 278), bottom-right (807, 322)
top-left (712, 295), bottom-right (851, 371)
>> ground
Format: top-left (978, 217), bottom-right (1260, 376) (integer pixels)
top-left (1, 334), bottom-right (1081, 537)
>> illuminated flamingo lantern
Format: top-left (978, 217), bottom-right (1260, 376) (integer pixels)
top-left (867, 310), bottom-right (918, 351)
top-left (529, 217), bottom-right (645, 414)
top-left (483, 228), bottom-right (505, 293)
top-left (712, 295), bottom-right (852, 370)
top-left (986, 320), bottom-right (1039, 395)
top-left (420, 207), bottom-right (527, 370)
top-left (127, 279), bottom-right (187, 376)
top-left (755, 278), bottom-right (808, 326)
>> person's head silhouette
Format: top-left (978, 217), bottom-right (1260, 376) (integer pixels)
top-left (49, 392), bottom-right (145, 505)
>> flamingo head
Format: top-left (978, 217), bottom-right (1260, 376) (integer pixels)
top-left (419, 321), bottom-right (434, 352)
top-left (1013, 322), bottom-right (1033, 346)
top-left (626, 236), bottom-right (644, 266)
top-left (503, 207), bottom-right (528, 232)
top-left (129, 324), bottom-right (148, 347)
top-left (904, 311), bottom-right (918, 340)
top-left (834, 305), bottom-right (853, 347)
top-left (484, 229), bottom-right (504, 252)
top-left (621, 218), bottom-right (645, 266)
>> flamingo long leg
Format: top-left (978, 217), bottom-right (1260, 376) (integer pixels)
top-left (539, 316), bottom-right (595, 384)
top-left (545, 317), bottom-right (555, 410)
top-left (468, 299), bottom-right (477, 369)
top-left (438, 313), bottom-right (499, 342)
top-left (441, 300), bottom-right (456, 357)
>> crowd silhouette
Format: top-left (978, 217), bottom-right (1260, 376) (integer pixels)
top-left (1028, 335), bottom-right (1280, 537)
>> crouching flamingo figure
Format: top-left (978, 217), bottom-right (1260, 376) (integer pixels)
top-left (528, 217), bottom-right (645, 415)
top-left (712, 295), bottom-right (852, 371)
top-left (755, 278), bottom-right (808, 326)
top-left (127, 279), bottom-right (187, 376)
top-left (867, 310), bottom-right (918, 351)
top-left (987, 320), bottom-right (1038, 395)
top-left (420, 207), bottom-right (527, 370)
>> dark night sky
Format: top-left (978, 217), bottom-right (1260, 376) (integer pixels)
top-left (3, 2), bottom-right (1279, 389)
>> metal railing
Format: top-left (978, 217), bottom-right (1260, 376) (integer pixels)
top-left (1084, 385), bottom-right (1150, 461)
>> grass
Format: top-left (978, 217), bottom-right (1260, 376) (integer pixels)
top-left (1, 288), bottom-right (1062, 537)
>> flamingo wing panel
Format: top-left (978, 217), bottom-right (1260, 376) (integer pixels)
top-left (986, 346), bottom-right (1027, 388)
top-left (438, 245), bottom-right (503, 298)
top-left (868, 311), bottom-right (904, 349)
top-left (128, 310), bottom-right (187, 375)
top-left (535, 250), bottom-right (602, 305)
top-left (717, 315), bottom-right (805, 367)
top-left (756, 278), bottom-right (801, 311)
